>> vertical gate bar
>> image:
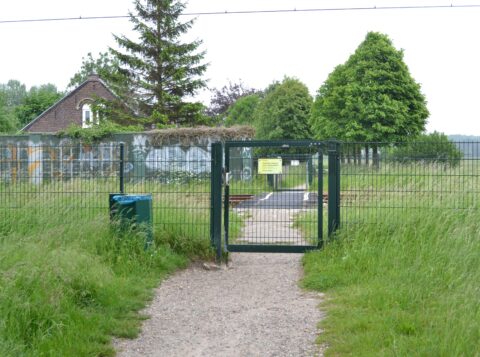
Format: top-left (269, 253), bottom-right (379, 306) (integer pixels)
top-left (210, 142), bottom-right (223, 262)
top-left (318, 146), bottom-right (324, 248)
top-left (328, 140), bottom-right (341, 236)
top-left (223, 144), bottom-right (230, 249)
top-left (210, 148), bottom-right (215, 248)
top-left (119, 142), bottom-right (125, 194)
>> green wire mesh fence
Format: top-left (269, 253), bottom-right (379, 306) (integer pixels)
top-left (0, 143), bottom-right (212, 241)
top-left (0, 144), bottom-right (122, 233)
top-left (339, 141), bottom-right (480, 228)
top-left (0, 140), bottom-right (478, 244)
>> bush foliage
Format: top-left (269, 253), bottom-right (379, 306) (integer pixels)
top-left (388, 132), bottom-right (463, 167)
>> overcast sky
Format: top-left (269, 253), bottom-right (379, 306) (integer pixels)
top-left (1, 0), bottom-right (480, 135)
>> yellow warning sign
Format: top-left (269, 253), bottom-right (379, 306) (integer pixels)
top-left (258, 158), bottom-right (282, 174)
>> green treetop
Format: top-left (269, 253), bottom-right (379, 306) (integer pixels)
top-left (255, 77), bottom-right (312, 140)
top-left (311, 32), bottom-right (429, 142)
top-left (111, 0), bottom-right (208, 126)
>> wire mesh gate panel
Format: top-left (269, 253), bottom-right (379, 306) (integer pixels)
top-left (223, 141), bottom-right (324, 253)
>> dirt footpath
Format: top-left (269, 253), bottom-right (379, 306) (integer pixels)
top-left (114, 253), bottom-right (323, 357)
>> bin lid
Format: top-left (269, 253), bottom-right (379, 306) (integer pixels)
top-left (112, 194), bottom-right (152, 204)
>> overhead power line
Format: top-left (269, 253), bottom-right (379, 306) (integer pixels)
top-left (1, 3), bottom-right (480, 24)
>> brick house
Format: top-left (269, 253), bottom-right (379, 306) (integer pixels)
top-left (22, 74), bottom-right (118, 133)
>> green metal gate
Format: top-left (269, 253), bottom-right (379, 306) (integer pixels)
top-left (210, 140), bottom-right (340, 258)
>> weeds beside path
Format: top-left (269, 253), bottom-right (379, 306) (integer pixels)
top-left (303, 206), bottom-right (480, 356)
top-left (115, 253), bottom-right (323, 357)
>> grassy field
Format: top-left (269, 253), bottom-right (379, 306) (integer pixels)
top-left (0, 179), bottom-right (214, 357)
top-left (301, 161), bottom-right (480, 356)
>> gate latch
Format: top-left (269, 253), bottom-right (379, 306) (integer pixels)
top-left (224, 172), bottom-right (230, 186)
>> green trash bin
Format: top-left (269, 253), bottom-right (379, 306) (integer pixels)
top-left (109, 193), bottom-right (153, 248)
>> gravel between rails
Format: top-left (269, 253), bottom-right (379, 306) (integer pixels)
top-left (114, 205), bottom-right (324, 357)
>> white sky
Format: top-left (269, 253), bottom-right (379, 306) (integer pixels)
top-left (1, 0), bottom-right (480, 135)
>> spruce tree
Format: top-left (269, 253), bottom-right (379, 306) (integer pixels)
top-left (111, 0), bottom-right (207, 125)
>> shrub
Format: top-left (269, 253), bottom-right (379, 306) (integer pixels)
top-left (388, 132), bottom-right (463, 167)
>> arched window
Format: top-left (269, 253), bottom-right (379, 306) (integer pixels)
top-left (82, 103), bottom-right (92, 128)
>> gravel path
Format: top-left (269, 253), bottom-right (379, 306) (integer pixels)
top-left (114, 206), bottom-right (324, 357)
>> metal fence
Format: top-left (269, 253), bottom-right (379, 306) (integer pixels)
top-left (0, 143), bottom-right (212, 240)
top-left (339, 141), bottom-right (480, 228)
top-left (1, 140), bottom-right (479, 247)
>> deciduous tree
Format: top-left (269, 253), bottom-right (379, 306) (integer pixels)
top-left (15, 84), bottom-right (63, 127)
top-left (311, 32), bottom-right (429, 162)
top-left (255, 77), bottom-right (312, 140)
top-left (388, 132), bottom-right (462, 167)
top-left (224, 94), bottom-right (261, 127)
top-left (206, 81), bottom-right (257, 122)
top-left (0, 80), bottom-right (26, 107)
top-left (0, 91), bottom-right (18, 133)
top-left (68, 52), bottom-right (120, 89)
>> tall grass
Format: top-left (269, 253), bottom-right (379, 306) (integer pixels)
top-left (302, 190), bottom-right (480, 355)
top-left (0, 180), bottom-right (213, 356)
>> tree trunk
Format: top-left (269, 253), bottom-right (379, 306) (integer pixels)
top-left (356, 145), bottom-right (362, 165)
top-left (373, 145), bottom-right (380, 169)
top-left (365, 144), bottom-right (369, 166)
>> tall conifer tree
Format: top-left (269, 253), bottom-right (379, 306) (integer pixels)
top-left (111, 0), bottom-right (207, 125)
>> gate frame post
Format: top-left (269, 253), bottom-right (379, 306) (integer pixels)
top-left (210, 142), bottom-right (223, 262)
top-left (317, 146), bottom-right (324, 249)
top-left (119, 142), bottom-right (125, 194)
top-left (328, 140), bottom-right (341, 236)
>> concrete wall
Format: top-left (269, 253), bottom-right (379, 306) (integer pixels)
top-left (0, 131), bottom-right (252, 184)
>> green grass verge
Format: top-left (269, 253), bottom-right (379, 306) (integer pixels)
top-left (0, 183), bottom-right (215, 356)
top-left (302, 204), bottom-right (480, 356)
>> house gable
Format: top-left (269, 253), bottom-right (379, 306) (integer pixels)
top-left (22, 75), bottom-right (117, 133)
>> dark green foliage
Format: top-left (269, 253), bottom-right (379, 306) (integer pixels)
top-left (0, 92), bottom-right (18, 133)
top-left (57, 121), bottom-right (144, 143)
top-left (255, 77), bottom-right (312, 140)
top-left (68, 52), bottom-right (136, 121)
top-left (311, 32), bottom-right (429, 142)
top-left (0, 80), bottom-right (27, 107)
top-left (225, 94), bottom-right (261, 127)
top-left (0, 81), bottom-right (62, 132)
top-left (0, 80), bottom-right (26, 132)
top-left (68, 52), bottom-right (120, 89)
top-left (448, 135), bottom-right (480, 158)
top-left (206, 81), bottom-right (258, 123)
top-left (111, 0), bottom-right (208, 126)
top-left (388, 132), bottom-right (463, 167)
top-left (14, 84), bottom-right (63, 127)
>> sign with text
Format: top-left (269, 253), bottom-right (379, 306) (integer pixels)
top-left (258, 158), bottom-right (282, 174)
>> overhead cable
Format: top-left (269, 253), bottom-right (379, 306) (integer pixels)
top-left (1, 3), bottom-right (480, 24)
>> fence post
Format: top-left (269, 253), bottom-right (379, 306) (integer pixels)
top-left (119, 142), bottom-right (125, 194)
top-left (210, 142), bottom-right (223, 262)
top-left (328, 140), bottom-right (341, 236)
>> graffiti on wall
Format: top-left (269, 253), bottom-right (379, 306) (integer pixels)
top-left (0, 134), bottom-right (214, 184)
top-left (0, 133), bottom-right (257, 184)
